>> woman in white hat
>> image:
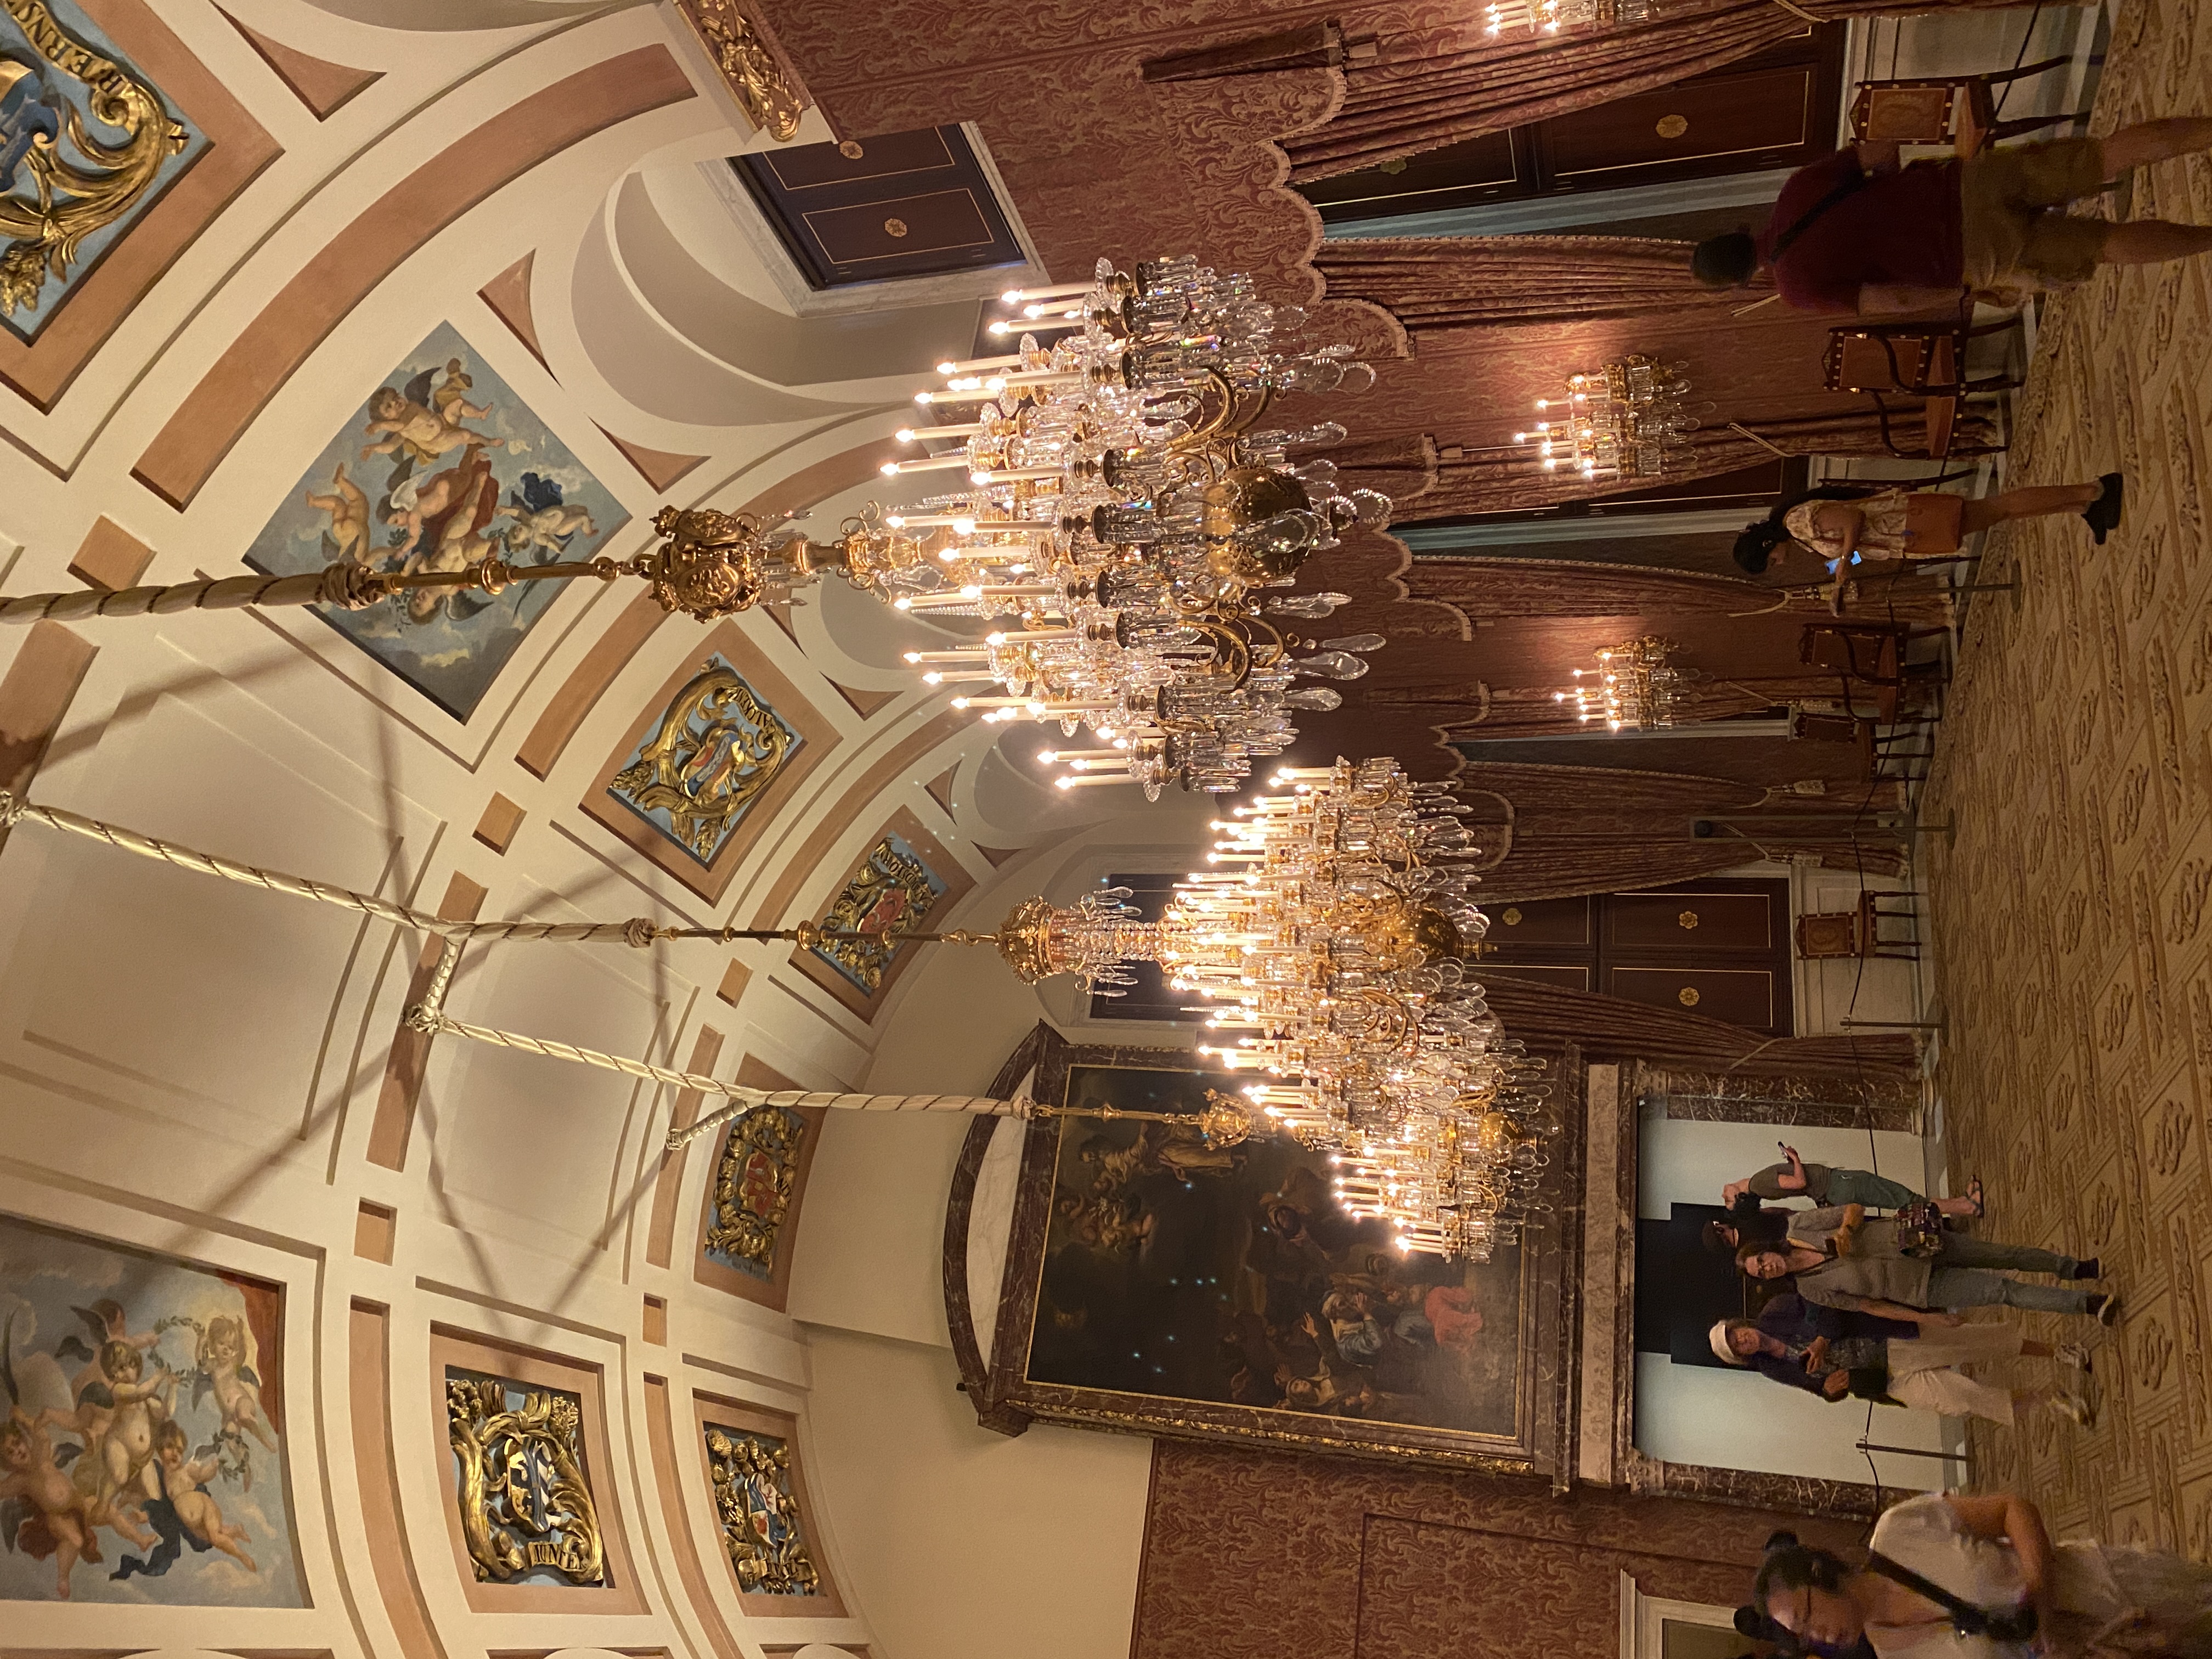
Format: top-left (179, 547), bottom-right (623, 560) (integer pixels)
top-left (1710, 1300), bottom-right (2088, 1428)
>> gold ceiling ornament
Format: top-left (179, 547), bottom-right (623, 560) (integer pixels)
top-left (704, 1428), bottom-right (820, 1595)
top-left (609, 657), bottom-right (798, 860)
top-left (680, 0), bottom-right (804, 141)
top-left (0, 0), bottom-right (189, 317)
top-left (445, 1371), bottom-right (606, 1585)
top-left (703, 1102), bottom-right (806, 1270)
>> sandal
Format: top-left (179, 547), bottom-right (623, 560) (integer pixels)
top-left (2055, 1389), bottom-right (2097, 1429)
top-left (2084, 473), bottom-right (2125, 544)
top-left (1966, 1175), bottom-right (1985, 1218)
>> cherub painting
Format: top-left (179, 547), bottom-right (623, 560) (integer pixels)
top-left (0, 1214), bottom-right (303, 1605)
top-left (243, 322), bottom-right (629, 722)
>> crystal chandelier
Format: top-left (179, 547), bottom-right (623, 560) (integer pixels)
top-left (1511, 353), bottom-right (1706, 483)
top-left (978, 758), bottom-right (1557, 1258)
top-left (853, 255), bottom-right (1394, 798)
top-left (1553, 634), bottom-right (1699, 731)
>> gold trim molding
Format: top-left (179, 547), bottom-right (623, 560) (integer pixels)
top-left (676, 0), bottom-right (804, 140)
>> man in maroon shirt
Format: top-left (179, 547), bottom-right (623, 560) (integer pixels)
top-left (1691, 119), bottom-right (2212, 314)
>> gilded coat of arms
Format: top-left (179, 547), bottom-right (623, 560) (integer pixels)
top-left (0, 0), bottom-right (191, 323)
top-left (810, 832), bottom-right (946, 994)
top-left (703, 1103), bottom-right (805, 1276)
top-left (703, 1426), bottom-right (819, 1596)
top-left (610, 657), bottom-right (800, 865)
top-left (445, 1369), bottom-right (606, 1587)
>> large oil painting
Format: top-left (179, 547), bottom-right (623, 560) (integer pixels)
top-left (955, 1031), bottom-right (1571, 1470)
top-left (0, 1212), bottom-right (303, 1605)
top-left (1030, 1059), bottom-right (1524, 1435)
top-left (2, 0), bottom-right (209, 342)
top-left (244, 321), bottom-right (629, 720)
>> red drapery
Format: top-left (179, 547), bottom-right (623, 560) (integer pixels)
top-left (1474, 972), bottom-right (1922, 1080)
top-left (1414, 410), bottom-right (1992, 520)
top-left (1316, 235), bottom-right (1765, 334)
top-left (1455, 760), bottom-right (1908, 894)
top-left (1284, 0), bottom-right (2034, 182)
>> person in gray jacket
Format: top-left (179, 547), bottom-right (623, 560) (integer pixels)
top-left (1734, 1204), bottom-right (2114, 1325)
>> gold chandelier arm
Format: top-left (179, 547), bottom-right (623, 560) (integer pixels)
top-left (1166, 366), bottom-right (1244, 449)
top-left (0, 552), bottom-right (620, 629)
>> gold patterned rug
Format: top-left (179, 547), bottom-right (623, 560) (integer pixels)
top-left (1930, 0), bottom-right (2212, 1549)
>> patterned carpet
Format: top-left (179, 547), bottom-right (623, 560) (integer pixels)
top-left (1929, 0), bottom-right (2212, 1550)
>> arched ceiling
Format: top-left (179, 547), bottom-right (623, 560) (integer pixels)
top-left (0, 2), bottom-right (1186, 1653)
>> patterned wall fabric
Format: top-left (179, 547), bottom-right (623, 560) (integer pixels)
top-left (1931, 0), bottom-right (2212, 1552)
top-left (1131, 1442), bottom-right (1866, 1659)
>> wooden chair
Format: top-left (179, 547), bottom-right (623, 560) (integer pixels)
top-left (1850, 57), bottom-right (2087, 156)
top-left (1787, 710), bottom-right (1933, 783)
top-left (1857, 889), bottom-right (1922, 959)
top-left (1824, 321), bottom-right (2021, 460)
top-left (1791, 893), bottom-right (1922, 961)
top-left (1801, 622), bottom-right (1948, 723)
top-left (1795, 910), bottom-right (1859, 959)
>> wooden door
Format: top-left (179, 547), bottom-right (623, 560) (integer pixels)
top-left (1300, 23), bottom-right (1845, 226)
top-left (1475, 877), bottom-right (1795, 1034)
top-left (1536, 59), bottom-right (1835, 192)
top-left (731, 125), bottom-right (1026, 288)
top-left (1598, 878), bottom-right (1793, 1033)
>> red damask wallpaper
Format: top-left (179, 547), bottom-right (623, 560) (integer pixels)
top-left (1133, 1442), bottom-right (1867, 1659)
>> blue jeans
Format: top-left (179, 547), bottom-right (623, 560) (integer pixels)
top-left (1926, 1236), bottom-right (2089, 1314)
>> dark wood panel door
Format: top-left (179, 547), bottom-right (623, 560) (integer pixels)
top-left (1606, 888), bottom-right (1778, 952)
top-left (1483, 895), bottom-right (1593, 949)
top-left (1297, 129), bottom-right (1530, 219)
top-left (1476, 962), bottom-right (1594, 992)
top-left (731, 125), bottom-right (1025, 288)
top-left (1476, 877), bottom-right (1795, 1035)
top-left (1300, 22), bottom-right (1844, 226)
top-left (1538, 61), bottom-right (1829, 190)
top-left (1605, 964), bottom-right (1782, 1029)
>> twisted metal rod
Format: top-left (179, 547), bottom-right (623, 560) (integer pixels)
top-left (400, 947), bottom-right (1025, 1150)
top-left (0, 792), bottom-right (978, 951)
top-left (1, 793), bottom-right (1033, 1145)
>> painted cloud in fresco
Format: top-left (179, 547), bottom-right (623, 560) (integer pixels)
top-left (0, 1212), bottom-right (305, 1606)
top-left (243, 321), bottom-right (629, 721)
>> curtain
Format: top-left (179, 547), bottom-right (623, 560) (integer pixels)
top-left (1286, 0), bottom-right (2032, 183)
top-left (1316, 236), bottom-right (1764, 333)
top-left (1413, 410), bottom-right (1991, 521)
top-left (1402, 551), bottom-right (1925, 619)
top-left (1473, 971), bottom-right (1922, 1080)
top-left (1457, 760), bottom-right (1909, 894)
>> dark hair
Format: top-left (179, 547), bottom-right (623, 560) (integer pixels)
top-left (1703, 1218), bottom-right (1739, 1254)
top-left (1692, 231), bottom-right (1760, 288)
top-left (1736, 1237), bottom-right (1786, 1273)
top-left (1733, 483), bottom-right (1889, 574)
top-left (1753, 1531), bottom-right (1852, 1617)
